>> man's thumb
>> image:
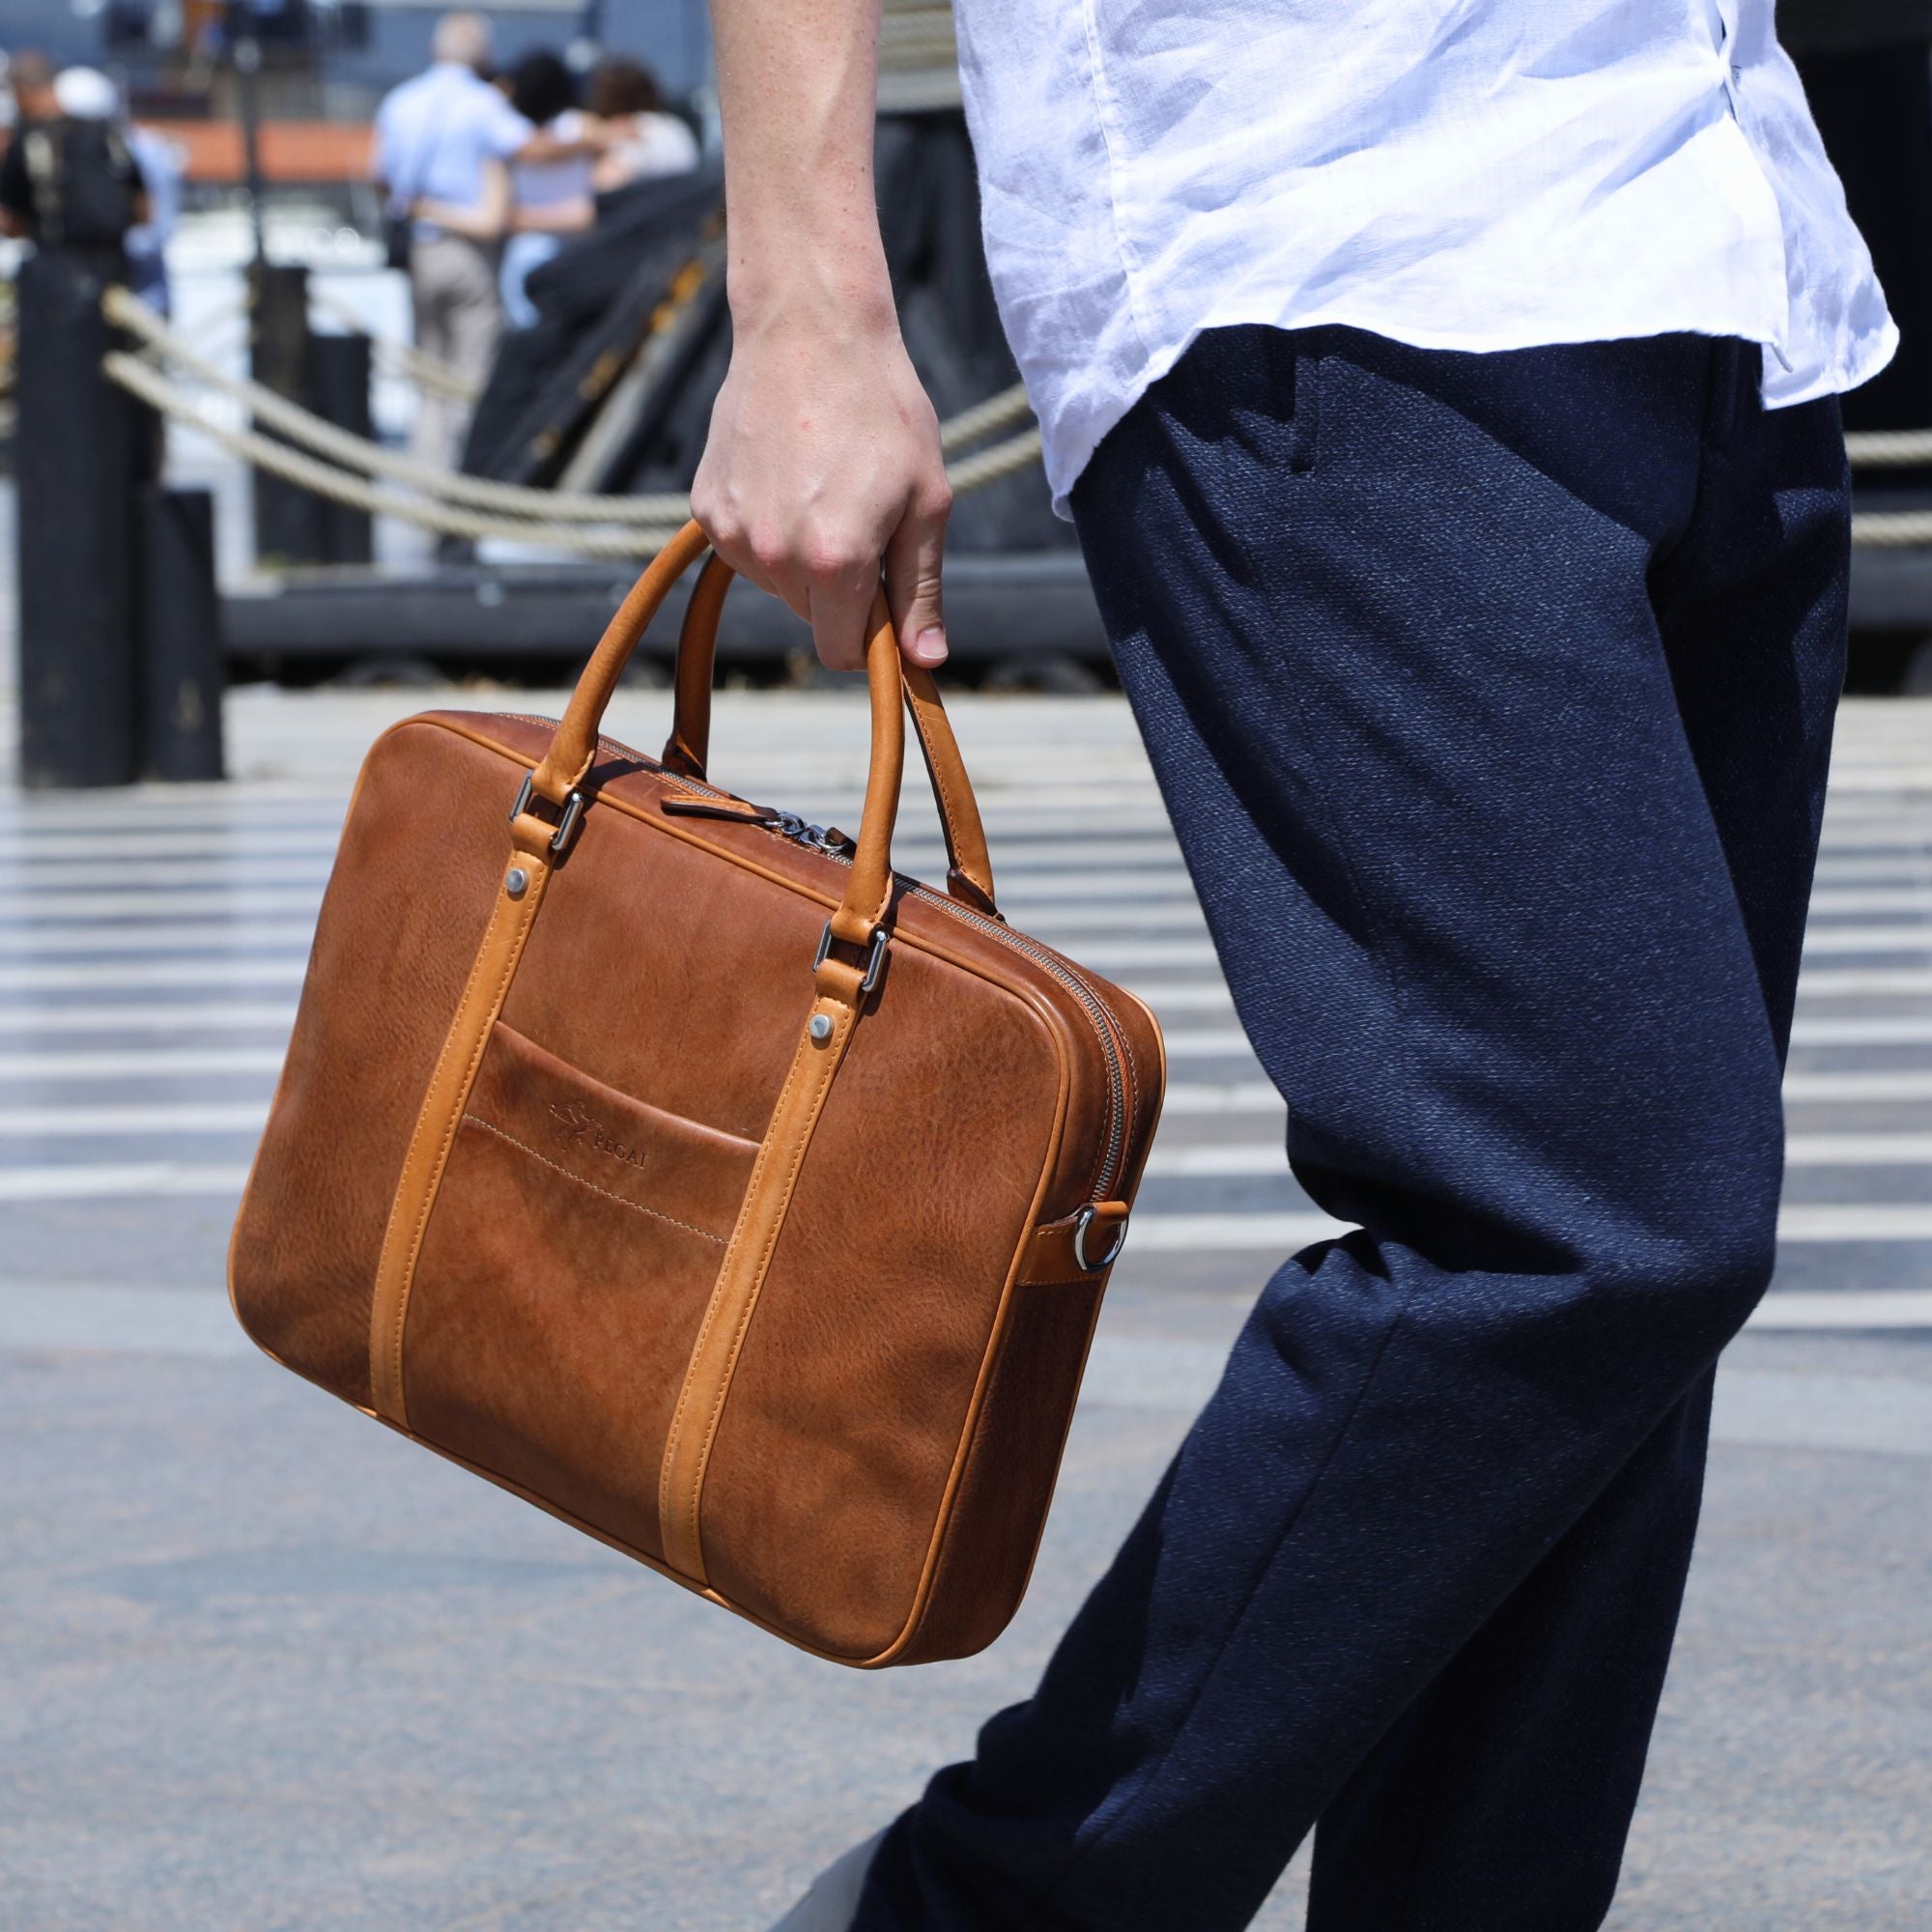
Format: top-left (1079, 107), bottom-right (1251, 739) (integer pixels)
top-left (883, 493), bottom-right (950, 668)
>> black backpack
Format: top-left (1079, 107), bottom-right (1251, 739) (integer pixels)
top-left (22, 118), bottom-right (141, 248)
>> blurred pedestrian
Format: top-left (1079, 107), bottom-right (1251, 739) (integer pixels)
top-left (497, 51), bottom-right (596, 327)
top-left (0, 46), bottom-right (56, 138)
top-left (372, 13), bottom-right (593, 486)
top-left (0, 59), bottom-right (146, 253)
top-left (587, 57), bottom-right (698, 193)
top-left (414, 48), bottom-right (596, 332)
top-left (687, 3), bottom-right (1898, 1931)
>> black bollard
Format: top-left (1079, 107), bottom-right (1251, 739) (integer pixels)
top-left (14, 248), bottom-right (143, 788)
top-left (248, 259), bottom-right (327, 565)
top-left (139, 486), bottom-right (227, 782)
top-left (309, 329), bottom-right (375, 564)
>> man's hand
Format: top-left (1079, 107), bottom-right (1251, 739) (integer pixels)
top-left (694, 0), bottom-right (948, 670)
top-left (693, 296), bottom-right (950, 671)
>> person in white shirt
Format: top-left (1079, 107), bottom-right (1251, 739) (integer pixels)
top-left (372, 14), bottom-right (594, 473)
top-left (686, 6), bottom-right (1892, 1929)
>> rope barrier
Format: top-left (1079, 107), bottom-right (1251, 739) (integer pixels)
top-left (102, 347), bottom-right (1049, 555)
top-left (104, 350), bottom-right (684, 554)
top-left (104, 285), bottom-right (1039, 524)
top-left (936, 382), bottom-right (1034, 453)
top-left (108, 285), bottom-right (695, 524)
top-left (942, 425), bottom-right (1045, 495)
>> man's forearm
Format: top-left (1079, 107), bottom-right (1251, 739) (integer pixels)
top-left (708, 0), bottom-right (891, 328)
top-left (694, 0), bottom-right (950, 672)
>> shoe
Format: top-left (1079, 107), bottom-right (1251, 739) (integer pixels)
top-left (768, 1828), bottom-right (889, 1931)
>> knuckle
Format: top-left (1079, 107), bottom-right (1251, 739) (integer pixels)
top-left (747, 526), bottom-right (791, 579)
top-left (801, 528), bottom-right (866, 584)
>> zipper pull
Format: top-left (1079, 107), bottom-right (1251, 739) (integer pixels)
top-left (661, 793), bottom-right (776, 826)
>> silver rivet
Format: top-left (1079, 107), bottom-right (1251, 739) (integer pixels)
top-left (504, 867), bottom-right (529, 898)
top-left (809, 1012), bottom-right (834, 1043)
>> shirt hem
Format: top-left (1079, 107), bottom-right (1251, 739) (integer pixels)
top-left (1043, 305), bottom-right (1897, 518)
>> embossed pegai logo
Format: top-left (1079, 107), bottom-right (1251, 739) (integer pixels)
top-left (549, 1098), bottom-right (648, 1172)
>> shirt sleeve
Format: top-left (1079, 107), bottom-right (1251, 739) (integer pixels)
top-left (485, 99), bottom-right (536, 160)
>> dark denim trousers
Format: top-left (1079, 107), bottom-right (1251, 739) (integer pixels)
top-left (855, 327), bottom-right (1851, 1932)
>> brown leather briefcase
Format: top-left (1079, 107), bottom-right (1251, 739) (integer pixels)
top-left (229, 523), bottom-right (1165, 1666)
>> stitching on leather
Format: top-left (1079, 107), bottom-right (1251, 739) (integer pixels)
top-left (659, 1019), bottom-right (818, 1560)
top-left (372, 884), bottom-right (513, 1409)
top-left (659, 998), bottom-right (846, 1577)
top-left (911, 700), bottom-right (990, 902)
top-left (459, 1111), bottom-right (725, 1245)
top-left (384, 871), bottom-right (541, 1410)
top-left (685, 1009), bottom-right (842, 1522)
top-left (660, 1013), bottom-right (821, 1546)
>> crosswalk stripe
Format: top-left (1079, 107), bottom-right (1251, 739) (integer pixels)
top-left (1788, 1018), bottom-right (1932, 1046)
top-left (1159, 1023), bottom-right (1932, 1056)
top-left (1154, 1071), bottom-right (1932, 1107)
top-left (0, 1002), bottom-right (296, 1037)
top-left (0, 960), bottom-right (308, 992)
top-left (0, 1163), bottom-right (253, 1201)
top-left (1798, 926), bottom-right (1932, 956)
top-left (1143, 1135), bottom-right (1932, 1176)
top-left (1134, 969), bottom-right (1932, 1019)
top-left (1122, 1206), bottom-right (1932, 1251)
top-left (0, 1047), bottom-right (285, 1077)
top-left (1808, 889), bottom-right (1932, 915)
top-left (0, 1104), bottom-right (270, 1134)
top-left (0, 922), bottom-right (321, 956)
top-left (1745, 1292), bottom-right (1932, 1330)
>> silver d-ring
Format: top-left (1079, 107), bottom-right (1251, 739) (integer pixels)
top-left (1072, 1204), bottom-right (1128, 1272)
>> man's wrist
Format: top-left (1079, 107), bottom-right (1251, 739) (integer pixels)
top-left (725, 242), bottom-right (898, 340)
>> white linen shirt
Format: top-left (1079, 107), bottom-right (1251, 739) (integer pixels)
top-left (950, 0), bottom-right (1897, 515)
top-left (373, 63), bottom-right (533, 237)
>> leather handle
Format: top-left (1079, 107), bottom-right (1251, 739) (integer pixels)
top-left (663, 554), bottom-right (998, 914)
top-left (529, 521), bottom-right (909, 953)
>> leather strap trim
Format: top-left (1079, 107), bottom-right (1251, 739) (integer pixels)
top-left (901, 662), bottom-right (997, 914)
top-left (657, 953), bottom-right (867, 1583)
top-left (368, 814), bottom-right (556, 1427)
top-left (1015, 1202), bottom-right (1129, 1286)
top-left (662, 550), bottom-right (732, 781)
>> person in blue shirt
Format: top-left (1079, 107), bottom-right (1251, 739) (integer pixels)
top-left (372, 13), bottom-right (595, 485)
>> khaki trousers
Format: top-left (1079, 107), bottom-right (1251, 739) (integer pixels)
top-left (409, 235), bottom-right (501, 473)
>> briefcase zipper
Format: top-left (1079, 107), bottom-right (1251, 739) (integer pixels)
top-left (497, 716), bottom-right (1131, 1202)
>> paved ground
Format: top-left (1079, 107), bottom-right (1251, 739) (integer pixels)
top-left (0, 683), bottom-right (1928, 1931)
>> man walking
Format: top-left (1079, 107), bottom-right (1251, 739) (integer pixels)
top-left (690, 2), bottom-right (1894, 1927)
top-left (373, 13), bottom-right (543, 480)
